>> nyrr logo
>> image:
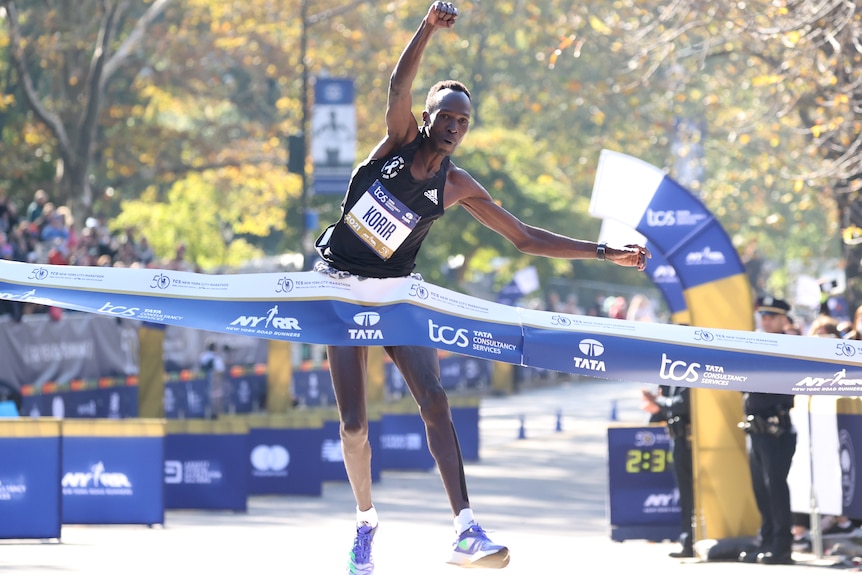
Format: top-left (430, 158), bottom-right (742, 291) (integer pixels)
top-left (350, 311), bottom-right (383, 340)
top-left (659, 353), bottom-right (701, 383)
top-left (643, 490), bottom-right (680, 509)
top-left (794, 369), bottom-right (862, 389)
top-left (685, 247), bottom-right (726, 265)
top-left (652, 265), bottom-right (678, 283)
top-left (0, 288), bottom-right (50, 306)
top-left (573, 338), bottom-right (606, 371)
top-left (62, 462), bottom-right (132, 489)
top-left (428, 320), bottom-right (469, 348)
top-left (230, 305), bottom-right (301, 331)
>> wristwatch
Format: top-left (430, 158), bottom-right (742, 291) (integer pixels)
top-left (596, 242), bottom-right (607, 261)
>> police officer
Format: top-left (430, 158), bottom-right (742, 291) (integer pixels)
top-left (642, 385), bottom-right (694, 558)
top-left (738, 296), bottom-right (797, 565)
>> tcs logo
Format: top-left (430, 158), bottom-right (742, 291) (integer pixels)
top-left (428, 320), bottom-right (468, 348)
top-left (372, 187), bottom-right (390, 204)
top-left (646, 209), bottom-right (676, 227)
top-left (99, 302), bottom-right (138, 317)
top-left (659, 353), bottom-right (701, 383)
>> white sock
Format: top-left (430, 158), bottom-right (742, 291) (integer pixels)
top-left (454, 508), bottom-right (475, 534)
top-left (356, 505), bottom-right (378, 528)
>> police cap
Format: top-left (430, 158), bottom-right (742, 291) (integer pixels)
top-left (756, 296), bottom-right (791, 316)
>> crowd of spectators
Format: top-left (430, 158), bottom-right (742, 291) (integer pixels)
top-left (0, 188), bottom-right (196, 321)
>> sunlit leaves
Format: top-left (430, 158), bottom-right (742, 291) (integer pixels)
top-left (2, 0), bottom-right (851, 296)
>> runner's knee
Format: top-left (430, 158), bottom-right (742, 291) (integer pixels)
top-left (416, 385), bottom-right (450, 420)
top-left (340, 417), bottom-right (369, 444)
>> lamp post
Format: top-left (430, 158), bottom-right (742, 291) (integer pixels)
top-left (286, 1), bottom-right (311, 268)
top-left (298, 0), bottom-right (311, 269)
top-left (289, 0), bottom-right (366, 270)
top-left (219, 220), bottom-right (235, 269)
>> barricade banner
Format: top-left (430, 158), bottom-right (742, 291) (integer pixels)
top-left (450, 395), bottom-right (480, 462)
top-left (0, 261), bottom-right (859, 395)
top-left (836, 398), bottom-right (862, 518)
top-left (374, 396), bottom-right (480, 468)
top-left (607, 425), bottom-right (680, 542)
top-left (590, 148), bottom-right (761, 541)
top-left (228, 371), bottom-right (267, 413)
top-left (788, 396), bottom-right (843, 517)
top-left (164, 420), bottom-right (249, 511)
top-left (244, 414), bottom-right (325, 496)
top-left (164, 377), bottom-right (209, 419)
top-left (519, 309), bottom-right (862, 395)
top-left (293, 368), bottom-right (336, 408)
top-left (23, 387), bottom-right (138, 419)
top-left (0, 312), bottom-right (136, 389)
top-left (61, 419), bottom-right (164, 525)
top-left (379, 407), bottom-right (435, 471)
top-left (0, 419), bottom-right (62, 539)
top-left (320, 411), bottom-right (382, 483)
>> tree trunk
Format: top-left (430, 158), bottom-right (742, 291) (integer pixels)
top-left (60, 160), bottom-right (93, 229)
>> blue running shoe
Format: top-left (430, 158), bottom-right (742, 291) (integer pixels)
top-left (347, 523), bottom-right (376, 575)
top-left (447, 523), bottom-right (509, 569)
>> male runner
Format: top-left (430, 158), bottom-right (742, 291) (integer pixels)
top-left (315, 3), bottom-right (650, 573)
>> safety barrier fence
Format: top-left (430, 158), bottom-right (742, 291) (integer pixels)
top-left (0, 395), bottom-right (480, 540)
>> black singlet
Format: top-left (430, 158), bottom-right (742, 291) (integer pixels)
top-left (317, 130), bottom-right (448, 278)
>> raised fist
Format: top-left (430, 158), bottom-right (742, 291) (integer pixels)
top-left (427, 2), bottom-right (458, 28)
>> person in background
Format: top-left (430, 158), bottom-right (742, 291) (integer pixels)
top-left (626, 293), bottom-right (657, 322)
top-left (198, 341), bottom-right (227, 418)
top-left (791, 315), bottom-right (857, 552)
top-left (845, 304), bottom-right (862, 341)
top-left (738, 296), bottom-right (797, 565)
top-left (606, 295), bottom-right (628, 319)
top-left (25, 189), bottom-right (48, 225)
top-left (137, 236), bottom-right (155, 266)
top-left (642, 385), bottom-right (694, 558)
top-left (313, 3), bottom-right (650, 573)
top-left (40, 212), bottom-right (69, 247)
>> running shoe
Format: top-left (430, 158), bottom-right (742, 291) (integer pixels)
top-left (447, 523), bottom-right (510, 569)
top-left (347, 523), bottom-right (377, 575)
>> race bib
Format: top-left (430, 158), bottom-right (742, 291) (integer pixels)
top-left (343, 180), bottom-right (420, 260)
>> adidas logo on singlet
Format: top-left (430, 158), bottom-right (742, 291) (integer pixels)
top-left (424, 188), bottom-right (439, 205)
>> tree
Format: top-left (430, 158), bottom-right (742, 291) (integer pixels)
top-left (1, 0), bottom-right (174, 219)
top-left (559, 0), bottom-right (858, 307)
